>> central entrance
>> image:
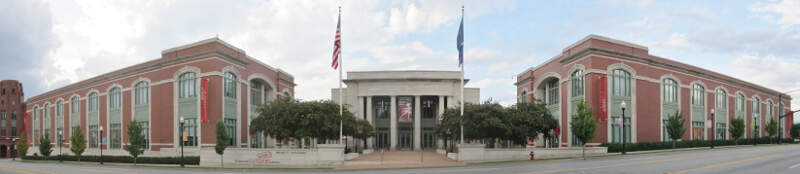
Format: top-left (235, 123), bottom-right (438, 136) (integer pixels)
top-left (398, 127), bottom-right (413, 150)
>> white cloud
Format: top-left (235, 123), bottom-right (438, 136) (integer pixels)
top-left (727, 55), bottom-right (800, 108)
top-left (751, 0), bottom-right (800, 26)
top-left (487, 62), bottom-right (510, 74)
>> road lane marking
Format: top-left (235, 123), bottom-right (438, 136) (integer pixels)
top-left (790, 163), bottom-right (800, 169)
top-left (668, 154), bottom-right (781, 174)
top-left (525, 157), bottom-right (688, 174)
top-left (0, 166), bottom-right (56, 174)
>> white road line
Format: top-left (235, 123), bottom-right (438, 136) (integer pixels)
top-left (789, 163), bottom-right (800, 169)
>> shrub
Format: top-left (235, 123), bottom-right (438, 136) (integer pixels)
top-left (22, 155), bottom-right (200, 165)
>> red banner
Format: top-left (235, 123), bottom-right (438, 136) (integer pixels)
top-left (200, 77), bottom-right (208, 123)
top-left (23, 113), bottom-right (28, 135)
top-left (599, 76), bottom-right (607, 121)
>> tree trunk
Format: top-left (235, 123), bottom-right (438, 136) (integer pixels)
top-left (134, 157), bottom-right (137, 166)
top-left (582, 146), bottom-right (586, 160)
top-left (220, 154), bottom-right (224, 168)
top-left (672, 140), bottom-right (676, 150)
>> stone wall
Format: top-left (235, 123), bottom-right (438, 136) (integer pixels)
top-left (454, 144), bottom-right (607, 163)
top-left (199, 144), bottom-right (344, 168)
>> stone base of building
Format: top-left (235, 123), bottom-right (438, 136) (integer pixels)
top-left (452, 143), bottom-right (607, 163)
top-left (199, 144), bottom-right (345, 168)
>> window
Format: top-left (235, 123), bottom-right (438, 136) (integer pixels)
top-left (71, 96), bottom-right (80, 136)
top-left (421, 96), bottom-right (438, 119)
top-left (571, 70), bottom-right (584, 97)
top-left (225, 118), bottom-right (236, 146)
top-left (767, 101), bottom-right (773, 121)
top-left (374, 97), bottom-right (390, 119)
top-left (44, 103), bottom-right (50, 140)
top-left (89, 93), bottom-right (98, 112)
top-left (139, 121), bottom-right (149, 149)
top-left (10, 111), bottom-right (15, 136)
top-left (179, 72), bottom-right (197, 98)
top-left (716, 89), bottom-right (727, 108)
top-left (736, 94), bottom-right (745, 113)
top-left (663, 79), bottom-right (678, 103)
top-left (612, 69), bottom-right (631, 97)
top-left (224, 72), bottom-right (236, 98)
top-left (88, 92), bottom-right (99, 148)
top-left (753, 97), bottom-right (761, 137)
top-left (135, 82), bottom-right (149, 105)
top-left (1, 110), bottom-right (5, 136)
top-left (109, 87), bottom-right (122, 149)
top-left (57, 100), bottom-right (63, 142)
top-left (182, 118), bottom-right (198, 146)
top-left (89, 125), bottom-right (98, 148)
top-left (547, 80), bottom-right (559, 105)
top-left (33, 106), bottom-right (38, 145)
top-left (520, 91), bottom-right (527, 103)
top-left (109, 88), bottom-right (121, 109)
top-left (692, 84), bottom-right (704, 105)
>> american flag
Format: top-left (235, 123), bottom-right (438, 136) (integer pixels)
top-left (331, 11), bottom-right (341, 70)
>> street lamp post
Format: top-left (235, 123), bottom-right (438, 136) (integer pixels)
top-left (621, 101), bottom-right (627, 155)
top-left (754, 116), bottom-right (757, 146)
top-left (58, 130), bottom-right (63, 163)
top-left (710, 109), bottom-right (715, 149)
top-left (99, 126), bottom-right (104, 165)
top-left (11, 138), bottom-right (16, 161)
top-left (180, 116), bottom-right (185, 168)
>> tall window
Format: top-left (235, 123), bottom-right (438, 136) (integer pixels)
top-left (691, 84), bottom-right (705, 140)
top-left (88, 92), bottom-right (99, 148)
top-left (178, 72), bottom-right (198, 147)
top-left (767, 101), bottom-right (773, 121)
top-left (249, 81), bottom-right (264, 148)
top-left (736, 93), bottom-right (745, 119)
top-left (56, 100), bottom-right (63, 144)
top-left (33, 106), bottom-right (38, 145)
top-left (1, 111), bottom-right (5, 136)
top-left (520, 91), bottom-right (527, 103)
top-left (571, 70), bottom-right (584, 97)
top-left (374, 97), bottom-right (390, 119)
top-left (134, 81), bottom-right (150, 149)
top-left (224, 72), bottom-right (236, 98)
top-left (44, 103), bottom-right (50, 141)
top-left (71, 96), bottom-right (80, 136)
top-left (612, 69), bottom-right (631, 97)
top-left (179, 72), bottom-right (197, 98)
top-left (421, 96), bottom-right (438, 119)
top-left (223, 72), bottom-right (237, 146)
top-left (547, 80), bottom-right (559, 105)
top-left (753, 97), bottom-right (760, 137)
top-left (716, 89), bottom-right (727, 140)
top-left (10, 111), bottom-right (15, 136)
top-left (663, 79), bottom-right (677, 103)
top-left (225, 118), bottom-right (236, 146)
top-left (109, 87), bottom-right (122, 149)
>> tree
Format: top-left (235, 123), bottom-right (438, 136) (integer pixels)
top-left (39, 136), bottom-right (52, 158)
top-left (666, 110), bottom-right (686, 149)
top-left (70, 127), bottom-right (86, 161)
top-left (792, 123), bottom-right (800, 139)
top-left (125, 122), bottom-right (145, 165)
top-left (730, 117), bottom-right (746, 145)
top-left (16, 134), bottom-right (29, 157)
top-left (436, 107), bottom-right (462, 152)
top-left (570, 99), bottom-right (596, 160)
top-left (348, 119), bottom-right (373, 153)
top-left (250, 98), bottom-right (356, 147)
top-left (765, 119), bottom-right (778, 142)
top-left (215, 121), bottom-right (229, 167)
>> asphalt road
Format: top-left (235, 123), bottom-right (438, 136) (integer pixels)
top-left (2, 144), bottom-right (799, 174)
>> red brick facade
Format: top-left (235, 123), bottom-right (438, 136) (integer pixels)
top-left (24, 38), bottom-right (295, 151)
top-left (0, 80), bottom-right (24, 158)
top-left (516, 35), bottom-right (792, 146)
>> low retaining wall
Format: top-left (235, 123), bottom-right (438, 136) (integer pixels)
top-left (454, 144), bottom-right (607, 163)
top-left (199, 144), bottom-right (344, 168)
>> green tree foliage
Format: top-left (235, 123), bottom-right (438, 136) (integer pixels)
top-left (125, 122), bottom-right (145, 165)
top-left (765, 119), bottom-right (778, 139)
top-left (16, 134), bottom-right (29, 157)
top-left (730, 117), bottom-right (746, 145)
top-left (39, 136), bottom-right (52, 158)
top-left (346, 119), bottom-right (374, 152)
top-left (70, 127), bottom-right (86, 161)
top-left (215, 121), bottom-right (229, 167)
top-left (570, 99), bottom-right (596, 160)
top-left (792, 123), bottom-right (800, 139)
top-left (436, 100), bottom-right (558, 148)
top-left (666, 110), bottom-right (686, 149)
top-left (249, 98), bottom-right (359, 146)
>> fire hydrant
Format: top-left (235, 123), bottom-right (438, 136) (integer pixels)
top-left (530, 150), bottom-right (535, 160)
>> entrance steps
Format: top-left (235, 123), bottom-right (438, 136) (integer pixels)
top-left (336, 150), bottom-right (463, 170)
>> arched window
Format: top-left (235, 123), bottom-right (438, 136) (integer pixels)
top-left (44, 103), bottom-right (50, 140)
top-left (179, 72), bottom-right (197, 98)
top-left (663, 79), bottom-right (677, 103)
top-left (56, 100), bottom-right (63, 147)
top-left (546, 80), bottom-right (559, 105)
top-left (223, 72), bottom-right (237, 147)
top-left (520, 91), bottom-right (528, 103)
top-left (716, 89), bottom-right (727, 140)
top-left (71, 96), bottom-right (80, 136)
top-left (88, 92), bottom-right (99, 148)
top-left (753, 97), bottom-right (761, 137)
top-left (109, 87), bottom-right (122, 149)
top-left (134, 81), bottom-right (150, 149)
top-left (571, 70), bottom-right (584, 97)
top-left (736, 93), bottom-right (745, 119)
top-left (691, 84), bottom-right (705, 140)
top-left (33, 106), bottom-right (39, 145)
top-left (612, 69), bottom-right (631, 97)
top-left (692, 84), bottom-right (704, 105)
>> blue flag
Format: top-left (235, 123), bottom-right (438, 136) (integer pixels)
top-left (457, 16), bottom-right (464, 67)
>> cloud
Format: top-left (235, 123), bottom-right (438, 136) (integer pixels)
top-left (687, 28), bottom-right (800, 58)
top-left (0, 0), bottom-right (56, 97)
top-left (751, 0), bottom-right (800, 26)
top-left (487, 62), bottom-right (510, 74)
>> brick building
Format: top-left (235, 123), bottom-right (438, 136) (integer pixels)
top-left (0, 80), bottom-right (24, 158)
top-left (516, 35), bottom-right (793, 147)
top-left (25, 38), bottom-right (295, 156)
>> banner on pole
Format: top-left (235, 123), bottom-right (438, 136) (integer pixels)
top-left (398, 96), bottom-right (414, 123)
top-left (599, 76), bottom-right (607, 121)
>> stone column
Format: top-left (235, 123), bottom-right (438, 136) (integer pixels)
top-left (438, 95), bottom-right (445, 149)
top-left (390, 96), bottom-right (397, 150)
top-left (366, 96), bottom-right (373, 149)
top-left (414, 95), bottom-right (421, 150)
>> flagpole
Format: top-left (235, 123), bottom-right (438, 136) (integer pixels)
top-left (338, 6), bottom-right (344, 145)
top-left (459, 6), bottom-right (465, 145)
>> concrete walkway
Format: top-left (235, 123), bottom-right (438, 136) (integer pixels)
top-left (335, 150), bottom-right (463, 170)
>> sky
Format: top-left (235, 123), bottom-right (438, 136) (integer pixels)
top-left (2, 0), bottom-right (800, 122)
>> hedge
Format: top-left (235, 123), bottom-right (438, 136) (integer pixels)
top-left (22, 155), bottom-right (199, 165)
top-left (601, 137), bottom-right (796, 153)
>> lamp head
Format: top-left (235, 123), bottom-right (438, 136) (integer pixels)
top-left (621, 101), bottom-right (627, 110)
top-left (180, 116), bottom-right (184, 123)
top-left (711, 109), bottom-right (715, 114)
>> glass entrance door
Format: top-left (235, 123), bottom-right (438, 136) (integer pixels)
top-left (398, 127), bottom-right (413, 150)
top-left (375, 128), bottom-right (389, 150)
